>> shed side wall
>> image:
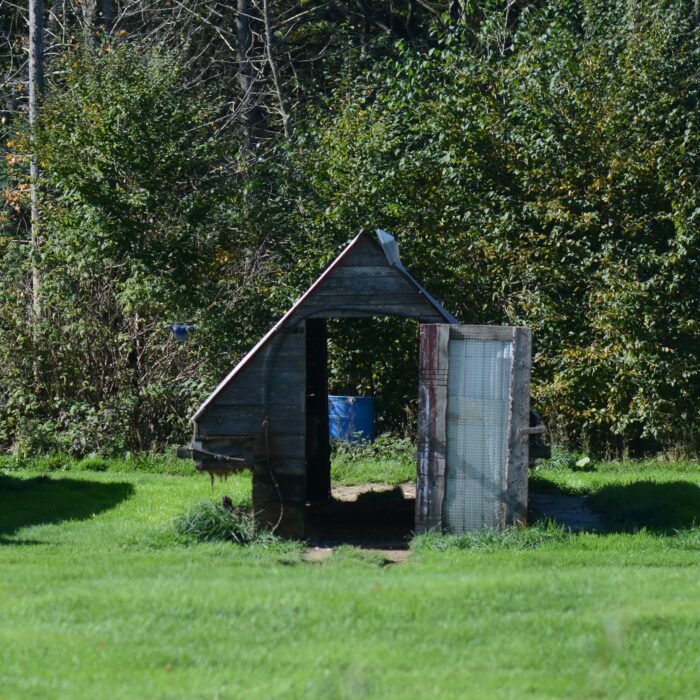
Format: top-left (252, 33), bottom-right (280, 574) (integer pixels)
top-left (194, 325), bottom-right (307, 537)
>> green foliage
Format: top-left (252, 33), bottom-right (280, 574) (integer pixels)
top-left (0, 43), bottom-right (256, 454)
top-left (0, 451), bottom-right (193, 475)
top-left (0, 453), bottom-right (72, 472)
top-left (533, 446), bottom-right (593, 471)
top-left (533, 454), bottom-right (700, 532)
top-left (284, 0), bottom-right (700, 454)
top-left (73, 455), bottom-right (110, 472)
top-left (2, 1), bottom-right (698, 458)
top-left (331, 433), bottom-right (415, 464)
top-left (588, 480), bottom-right (700, 533)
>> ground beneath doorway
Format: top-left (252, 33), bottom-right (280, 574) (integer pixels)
top-left (305, 482), bottom-right (415, 555)
top-left (303, 482), bottom-right (604, 563)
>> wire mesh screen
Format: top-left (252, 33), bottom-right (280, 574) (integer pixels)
top-left (444, 338), bottom-right (512, 532)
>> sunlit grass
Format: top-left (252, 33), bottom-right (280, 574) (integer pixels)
top-left (330, 434), bottom-right (415, 485)
top-left (2, 457), bottom-right (700, 698)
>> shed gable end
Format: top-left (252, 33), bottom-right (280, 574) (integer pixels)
top-left (193, 229), bottom-right (455, 422)
top-left (298, 235), bottom-right (448, 322)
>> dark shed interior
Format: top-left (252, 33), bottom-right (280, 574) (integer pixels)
top-left (191, 229), bottom-right (456, 537)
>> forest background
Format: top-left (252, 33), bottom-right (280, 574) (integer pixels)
top-left (0, 0), bottom-right (698, 458)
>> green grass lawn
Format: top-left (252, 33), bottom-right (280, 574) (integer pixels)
top-left (2, 457), bottom-right (700, 699)
top-left (330, 434), bottom-right (415, 485)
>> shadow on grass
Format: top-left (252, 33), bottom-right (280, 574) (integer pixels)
top-left (0, 474), bottom-right (134, 543)
top-left (531, 478), bottom-right (700, 533)
top-left (589, 481), bottom-right (700, 533)
top-left (356, 485), bottom-right (405, 503)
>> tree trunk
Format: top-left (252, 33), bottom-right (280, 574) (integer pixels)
top-left (236, 0), bottom-right (263, 143)
top-left (262, 0), bottom-right (292, 139)
top-left (97, 0), bottom-right (113, 31)
top-left (29, 0), bottom-right (45, 319)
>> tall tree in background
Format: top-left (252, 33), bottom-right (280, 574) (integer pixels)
top-left (28, 0), bottom-right (44, 318)
top-left (263, 0), bottom-right (292, 139)
top-left (97, 0), bottom-right (113, 31)
top-left (237, 0), bottom-right (264, 143)
top-left (1, 0), bottom-right (696, 456)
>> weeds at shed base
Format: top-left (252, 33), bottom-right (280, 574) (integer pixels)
top-left (411, 520), bottom-right (570, 553)
top-left (172, 497), bottom-right (277, 546)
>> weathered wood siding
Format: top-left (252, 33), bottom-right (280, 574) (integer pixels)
top-left (301, 237), bottom-right (446, 322)
top-left (194, 325), bottom-right (307, 537)
top-left (505, 328), bottom-right (532, 526)
top-left (415, 324), bottom-right (449, 534)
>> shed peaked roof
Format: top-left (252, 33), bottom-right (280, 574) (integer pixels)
top-left (193, 229), bottom-right (456, 420)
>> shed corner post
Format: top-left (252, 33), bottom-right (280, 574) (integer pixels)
top-left (505, 327), bottom-right (532, 527)
top-left (415, 323), bottom-right (450, 534)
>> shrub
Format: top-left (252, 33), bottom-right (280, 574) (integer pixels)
top-left (296, 1), bottom-right (700, 455)
top-left (331, 433), bottom-right (415, 464)
top-left (74, 456), bottom-right (110, 472)
top-left (533, 447), bottom-right (594, 472)
top-left (1, 42), bottom-right (250, 455)
top-left (0, 453), bottom-right (71, 472)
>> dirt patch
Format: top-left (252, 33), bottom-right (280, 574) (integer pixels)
top-left (331, 482), bottom-right (415, 502)
top-left (303, 547), bottom-right (333, 563)
top-left (378, 549), bottom-right (410, 564)
top-left (302, 545), bottom-right (409, 565)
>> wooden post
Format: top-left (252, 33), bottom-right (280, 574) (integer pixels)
top-left (415, 324), bottom-right (449, 533)
top-left (505, 327), bottom-right (531, 526)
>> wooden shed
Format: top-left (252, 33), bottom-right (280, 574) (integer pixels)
top-left (191, 229), bottom-right (457, 537)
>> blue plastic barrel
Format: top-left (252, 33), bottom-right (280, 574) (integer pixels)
top-left (170, 323), bottom-right (196, 341)
top-left (328, 395), bottom-right (375, 442)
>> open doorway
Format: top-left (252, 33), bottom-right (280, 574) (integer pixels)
top-left (304, 317), bottom-right (419, 547)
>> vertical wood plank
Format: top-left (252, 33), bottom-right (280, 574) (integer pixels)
top-left (305, 318), bottom-right (331, 501)
top-left (416, 324), bottom-right (450, 533)
top-left (505, 328), bottom-right (532, 526)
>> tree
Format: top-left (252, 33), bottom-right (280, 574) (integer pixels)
top-left (271, 0), bottom-right (700, 453)
top-left (28, 0), bottom-right (44, 318)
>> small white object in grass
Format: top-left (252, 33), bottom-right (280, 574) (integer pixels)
top-left (575, 456), bottom-right (591, 468)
